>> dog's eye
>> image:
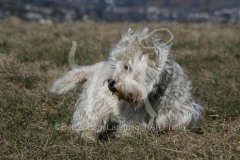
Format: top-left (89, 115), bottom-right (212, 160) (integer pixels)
top-left (124, 65), bottom-right (130, 71)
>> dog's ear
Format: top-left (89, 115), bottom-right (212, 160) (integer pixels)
top-left (141, 42), bottom-right (171, 63)
top-left (139, 35), bottom-right (156, 60)
top-left (141, 38), bottom-right (171, 61)
top-left (159, 42), bottom-right (172, 54)
top-left (128, 28), bottom-right (134, 35)
top-left (142, 27), bottom-right (149, 34)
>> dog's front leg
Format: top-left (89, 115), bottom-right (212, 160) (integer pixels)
top-left (71, 94), bottom-right (119, 141)
top-left (71, 106), bottom-right (108, 141)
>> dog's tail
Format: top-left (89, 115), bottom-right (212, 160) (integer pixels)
top-left (68, 41), bottom-right (79, 69)
top-left (50, 41), bottom-right (89, 94)
top-left (49, 66), bottom-right (90, 94)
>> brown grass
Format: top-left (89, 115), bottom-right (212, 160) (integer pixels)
top-left (0, 18), bottom-right (240, 159)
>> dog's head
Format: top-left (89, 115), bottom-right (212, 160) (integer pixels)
top-left (108, 28), bottom-right (171, 107)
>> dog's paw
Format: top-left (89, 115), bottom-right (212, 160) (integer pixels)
top-left (81, 130), bottom-right (97, 141)
top-left (191, 127), bottom-right (204, 135)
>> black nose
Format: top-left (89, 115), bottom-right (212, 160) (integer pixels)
top-left (108, 79), bottom-right (115, 87)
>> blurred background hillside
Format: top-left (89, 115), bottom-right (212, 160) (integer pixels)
top-left (0, 0), bottom-right (240, 24)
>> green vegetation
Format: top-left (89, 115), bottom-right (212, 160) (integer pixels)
top-left (0, 18), bottom-right (240, 159)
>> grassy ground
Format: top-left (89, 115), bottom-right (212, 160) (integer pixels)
top-left (0, 18), bottom-right (240, 159)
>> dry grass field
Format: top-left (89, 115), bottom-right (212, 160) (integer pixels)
top-left (0, 18), bottom-right (240, 159)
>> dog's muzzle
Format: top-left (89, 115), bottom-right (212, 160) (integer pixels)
top-left (108, 79), bottom-right (117, 93)
top-left (108, 79), bottom-right (115, 87)
top-left (107, 79), bottom-right (142, 107)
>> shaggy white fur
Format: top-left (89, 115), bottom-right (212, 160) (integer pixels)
top-left (50, 28), bottom-right (203, 141)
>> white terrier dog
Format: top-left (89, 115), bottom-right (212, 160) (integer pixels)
top-left (50, 28), bottom-right (203, 141)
